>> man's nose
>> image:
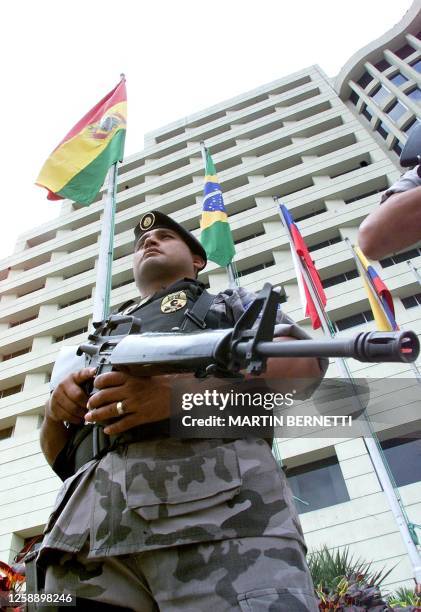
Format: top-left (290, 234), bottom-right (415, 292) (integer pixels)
top-left (143, 233), bottom-right (160, 248)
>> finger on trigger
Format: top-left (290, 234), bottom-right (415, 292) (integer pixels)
top-left (73, 368), bottom-right (97, 385)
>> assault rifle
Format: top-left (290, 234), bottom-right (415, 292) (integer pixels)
top-left (60, 283), bottom-right (418, 388)
top-left (53, 281), bottom-right (414, 458)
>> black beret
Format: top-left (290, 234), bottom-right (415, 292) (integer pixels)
top-left (134, 210), bottom-right (207, 270)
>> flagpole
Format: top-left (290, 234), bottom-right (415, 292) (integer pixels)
top-left (92, 162), bottom-right (118, 322)
top-left (407, 259), bottom-right (421, 289)
top-left (200, 141), bottom-right (238, 288)
top-left (276, 199), bottom-right (421, 586)
top-left (92, 75), bottom-right (126, 322)
top-left (338, 239), bottom-right (421, 584)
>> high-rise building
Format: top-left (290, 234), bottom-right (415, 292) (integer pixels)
top-left (0, 1), bottom-right (420, 590)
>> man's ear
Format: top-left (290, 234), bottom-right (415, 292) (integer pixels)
top-left (192, 254), bottom-right (205, 275)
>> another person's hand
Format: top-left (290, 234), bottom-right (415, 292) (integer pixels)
top-left (84, 371), bottom-right (172, 435)
top-left (48, 368), bottom-right (96, 424)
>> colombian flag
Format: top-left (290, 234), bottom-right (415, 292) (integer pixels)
top-left (36, 79), bottom-right (127, 206)
top-left (355, 247), bottom-right (398, 331)
top-left (200, 148), bottom-right (235, 267)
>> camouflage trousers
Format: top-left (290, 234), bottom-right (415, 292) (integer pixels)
top-left (44, 536), bottom-right (318, 611)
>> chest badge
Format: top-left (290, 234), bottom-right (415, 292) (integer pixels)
top-left (161, 291), bottom-right (187, 313)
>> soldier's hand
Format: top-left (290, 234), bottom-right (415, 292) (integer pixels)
top-left (47, 368), bottom-right (96, 424)
top-left (84, 370), bottom-right (171, 435)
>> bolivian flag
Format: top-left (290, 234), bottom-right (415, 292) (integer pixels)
top-left (200, 148), bottom-right (235, 267)
top-left (355, 246), bottom-right (399, 331)
top-left (36, 79), bottom-right (127, 205)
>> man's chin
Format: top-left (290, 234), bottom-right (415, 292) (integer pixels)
top-left (136, 257), bottom-right (172, 280)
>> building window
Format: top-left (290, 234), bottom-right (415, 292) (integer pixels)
top-left (349, 91), bottom-right (359, 106)
top-left (392, 140), bottom-right (403, 156)
top-left (54, 327), bottom-right (88, 343)
top-left (344, 188), bottom-right (383, 204)
top-left (406, 87), bottom-right (421, 103)
top-left (380, 435), bottom-right (421, 487)
top-left (0, 426), bottom-right (13, 441)
top-left (237, 259), bottom-right (275, 278)
top-left (404, 118), bottom-right (421, 135)
top-left (410, 59), bottom-right (421, 73)
top-left (235, 230), bottom-right (265, 245)
top-left (395, 44), bottom-right (415, 60)
top-left (229, 202), bottom-right (258, 217)
top-left (335, 310), bottom-right (374, 331)
top-left (0, 384), bottom-right (23, 399)
top-left (357, 72), bottom-right (373, 89)
top-left (389, 72), bottom-right (408, 87)
top-left (361, 104), bottom-right (373, 121)
top-left (113, 278), bottom-right (133, 289)
top-left (371, 85), bottom-right (390, 105)
top-left (380, 247), bottom-right (421, 268)
top-left (308, 236), bottom-right (341, 252)
top-left (375, 59), bottom-right (391, 72)
top-left (295, 207), bottom-right (326, 222)
top-left (322, 269), bottom-right (359, 289)
top-left (9, 315), bottom-right (37, 328)
top-left (2, 347), bottom-right (31, 361)
top-left (387, 100), bottom-right (407, 122)
top-left (376, 121), bottom-right (389, 140)
top-left (59, 295), bottom-right (90, 309)
top-left (331, 161), bottom-right (369, 179)
top-left (287, 456), bottom-right (350, 514)
top-left (401, 292), bottom-right (421, 310)
top-left (17, 284), bottom-right (45, 298)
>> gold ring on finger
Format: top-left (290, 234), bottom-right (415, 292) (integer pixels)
top-left (116, 401), bottom-right (125, 416)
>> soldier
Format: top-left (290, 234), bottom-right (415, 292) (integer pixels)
top-left (38, 210), bottom-right (326, 611)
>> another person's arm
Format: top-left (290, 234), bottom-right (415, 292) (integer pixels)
top-left (358, 167), bottom-right (421, 260)
top-left (358, 186), bottom-right (421, 259)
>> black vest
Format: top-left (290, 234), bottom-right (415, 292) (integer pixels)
top-left (52, 279), bottom-right (233, 480)
top-left (115, 279), bottom-right (233, 334)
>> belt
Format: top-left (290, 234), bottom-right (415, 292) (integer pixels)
top-left (73, 419), bottom-right (170, 472)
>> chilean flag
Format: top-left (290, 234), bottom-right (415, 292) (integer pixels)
top-left (279, 204), bottom-right (327, 329)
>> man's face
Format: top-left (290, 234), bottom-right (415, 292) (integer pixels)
top-left (133, 227), bottom-right (203, 288)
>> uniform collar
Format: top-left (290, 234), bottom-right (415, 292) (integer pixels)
top-left (140, 278), bottom-right (206, 306)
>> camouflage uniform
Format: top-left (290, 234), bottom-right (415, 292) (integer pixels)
top-left (381, 165), bottom-right (421, 203)
top-left (40, 284), bottom-right (323, 611)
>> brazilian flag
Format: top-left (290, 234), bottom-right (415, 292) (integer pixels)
top-left (200, 149), bottom-right (235, 267)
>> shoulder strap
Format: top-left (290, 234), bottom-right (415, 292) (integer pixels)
top-left (180, 290), bottom-right (216, 331)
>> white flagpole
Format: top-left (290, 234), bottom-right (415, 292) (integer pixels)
top-left (276, 199), bottom-right (421, 586)
top-left (92, 162), bottom-right (118, 322)
top-left (92, 74), bottom-right (126, 322)
top-left (200, 141), bottom-right (238, 288)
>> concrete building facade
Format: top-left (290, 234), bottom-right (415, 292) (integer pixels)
top-left (0, 1), bottom-right (420, 590)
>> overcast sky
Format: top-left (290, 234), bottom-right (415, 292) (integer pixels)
top-left (0, 0), bottom-right (414, 261)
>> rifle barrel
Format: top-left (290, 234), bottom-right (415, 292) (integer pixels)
top-left (235, 331), bottom-right (419, 363)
